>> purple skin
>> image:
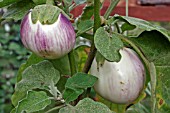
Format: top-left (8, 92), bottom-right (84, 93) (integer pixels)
top-left (20, 12), bottom-right (76, 59)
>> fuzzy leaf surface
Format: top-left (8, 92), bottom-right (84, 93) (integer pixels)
top-left (115, 15), bottom-right (170, 42)
top-left (130, 31), bottom-right (170, 112)
top-left (94, 27), bottom-right (123, 62)
top-left (63, 73), bottom-right (97, 103)
top-left (14, 91), bottom-right (51, 113)
top-left (2, 0), bottom-right (35, 20)
top-left (0, 0), bottom-right (21, 8)
top-left (59, 98), bottom-right (114, 113)
top-left (12, 60), bottom-right (60, 106)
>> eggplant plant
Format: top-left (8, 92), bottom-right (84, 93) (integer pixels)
top-left (0, 0), bottom-right (170, 113)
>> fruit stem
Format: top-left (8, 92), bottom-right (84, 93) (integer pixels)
top-left (68, 50), bottom-right (77, 76)
top-left (104, 0), bottom-right (120, 19)
top-left (82, 0), bottom-right (101, 73)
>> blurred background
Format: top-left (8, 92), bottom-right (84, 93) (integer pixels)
top-left (0, 9), bottom-right (30, 113)
top-left (1, 0), bottom-right (170, 113)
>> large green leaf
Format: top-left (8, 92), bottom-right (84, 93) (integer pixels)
top-left (156, 66), bottom-right (170, 112)
top-left (2, 0), bottom-right (36, 21)
top-left (32, 0), bottom-right (46, 5)
top-left (76, 20), bottom-right (93, 36)
top-left (63, 73), bottom-right (97, 103)
top-left (129, 31), bottom-right (170, 112)
top-left (59, 98), bottom-right (114, 113)
top-left (78, 3), bottom-right (94, 21)
top-left (63, 0), bottom-right (72, 6)
top-left (130, 31), bottom-right (170, 64)
top-left (126, 103), bottom-right (150, 113)
top-left (121, 22), bottom-right (136, 33)
top-left (12, 60), bottom-right (60, 106)
top-left (94, 27), bottom-right (123, 62)
top-left (49, 55), bottom-right (71, 75)
top-left (17, 53), bottom-right (44, 82)
top-left (0, 0), bottom-right (21, 8)
top-left (14, 91), bottom-right (51, 113)
top-left (114, 15), bottom-right (170, 42)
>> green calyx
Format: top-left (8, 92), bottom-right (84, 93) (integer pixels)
top-left (31, 5), bottom-right (69, 25)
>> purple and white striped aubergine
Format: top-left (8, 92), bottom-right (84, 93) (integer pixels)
top-left (20, 11), bottom-right (76, 59)
top-left (91, 48), bottom-right (145, 104)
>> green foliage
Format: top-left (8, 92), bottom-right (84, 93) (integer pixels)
top-left (59, 98), bottom-right (115, 113)
top-left (94, 27), bottom-right (123, 62)
top-left (63, 0), bottom-right (72, 6)
top-left (121, 22), bottom-right (136, 33)
top-left (126, 102), bottom-right (150, 113)
top-left (115, 16), bottom-right (170, 112)
top-left (76, 20), bottom-right (93, 36)
top-left (2, 0), bottom-right (36, 21)
top-left (0, 0), bottom-right (21, 8)
top-left (49, 55), bottom-right (71, 75)
top-left (12, 60), bottom-right (60, 106)
top-left (63, 73), bottom-right (97, 103)
top-left (12, 91), bottom-right (51, 113)
top-left (31, 5), bottom-right (65, 24)
top-left (129, 31), bottom-right (170, 111)
top-left (0, 24), bottom-right (30, 113)
top-left (156, 66), bottom-right (170, 112)
top-left (0, 1), bottom-right (170, 113)
top-left (16, 54), bottom-right (44, 82)
top-left (130, 31), bottom-right (170, 64)
top-left (114, 14), bottom-right (170, 41)
top-left (78, 3), bottom-right (94, 21)
top-left (32, 0), bottom-right (46, 5)
top-left (95, 51), bottom-right (105, 67)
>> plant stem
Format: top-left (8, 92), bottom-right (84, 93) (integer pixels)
top-left (68, 50), bottom-right (77, 76)
top-left (116, 104), bottom-right (126, 113)
top-left (79, 33), bottom-right (94, 41)
top-left (125, 0), bottom-right (128, 17)
top-left (82, 0), bottom-right (101, 98)
top-left (45, 104), bottom-right (65, 113)
top-left (115, 23), bottom-right (122, 34)
top-left (149, 62), bottom-right (156, 113)
top-left (76, 26), bottom-right (94, 38)
top-left (104, 0), bottom-right (120, 19)
top-left (93, 0), bottom-right (101, 33)
top-left (82, 0), bottom-right (101, 73)
top-left (83, 44), bottom-right (97, 73)
top-left (50, 80), bottom-right (58, 98)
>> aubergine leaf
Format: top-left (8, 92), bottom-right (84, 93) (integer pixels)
top-left (78, 3), bottom-right (94, 21)
top-left (2, 0), bottom-right (36, 21)
top-left (0, 0), bottom-right (21, 8)
top-left (17, 53), bottom-right (44, 82)
top-left (11, 91), bottom-right (51, 113)
top-left (59, 98), bottom-right (115, 113)
top-left (129, 31), bottom-right (170, 112)
top-left (130, 31), bottom-right (170, 64)
top-left (12, 60), bottom-right (60, 106)
top-left (114, 15), bottom-right (170, 42)
top-left (63, 73), bottom-right (97, 103)
top-left (94, 27), bottom-right (123, 62)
